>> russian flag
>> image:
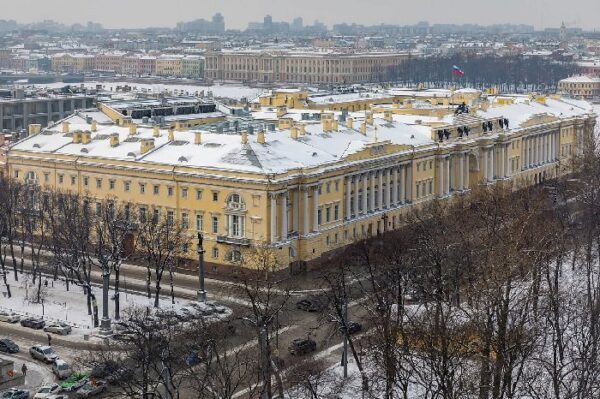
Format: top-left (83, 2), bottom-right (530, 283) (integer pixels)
top-left (452, 65), bottom-right (465, 77)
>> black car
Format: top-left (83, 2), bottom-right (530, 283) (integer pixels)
top-left (288, 338), bottom-right (317, 355)
top-left (296, 297), bottom-right (326, 312)
top-left (0, 338), bottom-right (19, 353)
top-left (339, 321), bottom-right (362, 335)
top-left (20, 318), bottom-right (45, 329)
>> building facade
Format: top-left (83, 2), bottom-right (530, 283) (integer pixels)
top-left (6, 95), bottom-right (595, 273)
top-left (204, 50), bottom-right (408, 84)
top-left (558, 75), bottom-right (600, 99)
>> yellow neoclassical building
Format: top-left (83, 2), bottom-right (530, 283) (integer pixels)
top-left (6, 94), bottom-right (596, 273)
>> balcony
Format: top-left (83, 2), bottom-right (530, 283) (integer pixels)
top-left (224, 202), bottom-right (246, 212)
top-left (216, 235), bottom-right (251, 246)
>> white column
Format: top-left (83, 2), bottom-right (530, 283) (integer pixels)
top-left (385, 169), bottom-right (391, 208)
top-left (353, 176), bottom-right (359, 217)
top-left (449, 157), bottom-right (454, 191)
top-left (463, 154), bottom-right (469, 190)
top-left (302, 188), bottom-right (309, 235)
top-left (345, 177), bottom-right (351, 220)
top-left (392, 168), bottom-right (398, 205)
top-left (362, 173), bottom-right (368, 215)
top-left (438, 159), bottom-right (444, 197)
top-left (535, 135), bottom-right (539, 165)
top-left (293, 189), bottom-right (299, 233)
top-left (523, 138), bottom-right (528, 168)
top-left (490, 147), bottom-right (495, 180)
top-left (482, 149), bottom-right (488, 182)
top-left (270, 193), bottom-right (277, 242)
top-left (499, 146), bottom-right (505, 179)
top-left (281, 191), bottom-right (288, 240)
top-left (406, 164), bottom-right (413, 202)
top-left (504, 145), bottom-right (509, 177)
top-left (312, 186), bottom-right (319, 232)
top-left (378, 171), bottom-right (383, 209)
top-left (457, 153), bottom-right (464, 191)
top-left (399, 166), bottom-right (406, 204)
top-left (445, 157), bottom-right (450, 194)
top-left (370, 172), bottom-right (375, 211)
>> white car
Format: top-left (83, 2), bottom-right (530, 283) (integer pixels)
top-left (34, 384), bottom-right (61, 399)
top-left (52, 359), bottom-right (72, 379)
top-left (0, 311), bottom-right (20, 323)
top-left (29, 345), bottom-right (58, 363)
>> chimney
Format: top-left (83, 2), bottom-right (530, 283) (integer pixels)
top-left (168, 128), bottom-right (175, 141)
top-left (129, 124), bottom-right (137, 136)
top-left (290, 126), bottom-right (298, 140)
top-left (153, 125), bottom-right (160, 137)
top-left (299, 124), bottom-right (306, 135)
top-left (194, 132), bottom-right (202, 145)
top-left (241, 132), bottom-right (248, 144)
top-left (91, 120), bottom-right (97, 132)
top-left (175, 121), bottom-right (186, 131)
top-left (72, 130), bottom-right (82, 144)
top-left (360, 122), bottom-right (367, 135)
top-left (140, 138), bottom-right (155, 154)
top-left (332, 120), bottom-right (339, 131)
top-left (81, 130), bottom-right (92, 145)
top-left (346, 117), bottom-right (354, 129)
top-left (109, 133), bottom-right (119, 147)
top-left (257, 130), bottom-right (266, 144)
top-left (384, 110), bottom-right (392, 122)
top-left (276, 106), bottom-right (287, 118)
top-left (28, 124), bottom-right (41, 136)
top-left (62, 121), bottom-right (70, 133)
top-left (321, 119), bottom-right (330, 132)
top-left (366, 111), bottom-right (374, 125)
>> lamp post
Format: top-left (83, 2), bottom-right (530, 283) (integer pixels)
top-left (98, 254), bottom-right (111, 335)
top-left (197, 232), bottom-right (206, 302)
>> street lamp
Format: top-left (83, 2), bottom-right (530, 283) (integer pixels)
top-left (197, 232), bottom-right (206, 302)
top-left (98, 253), bottom-right (111, 335)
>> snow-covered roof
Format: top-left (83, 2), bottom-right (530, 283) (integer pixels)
top-left (559, 75), bottom-right (600, 83)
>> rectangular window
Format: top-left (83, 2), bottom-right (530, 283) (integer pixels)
top-left (83, 177), bottom-right (89, 187)
top-left (95, 202), bottom-right (102, 216)
top-left (58, 174), bottom-right (64, 184)
top-left (153, 208), bottom-right (160, 222)
top-left (212, 192), bottom-right (218, 202)
top-left (334, 205), bottom-right (339, 220)
top-left (212, 216), bottom-right (218, 233)
top-left (212, 247), bottom-right (219, 258)
top-left (71, 176), bottom-right (76, 185)
top-left (44, 173), bottom-right (50, 183)
top-left (109, 180), bottom-right (115, 190)
top-left (153, 185), bottom-right (160, 195)
top-left (335, 180), bottom-right (339, 191)
top-left (13, 170), bottom-right (19, 179)
top-left (167, 210), bottom-right (174, 226)
top-left (181, 213), bottom-right (189, 229)
top-left (196, 190), bottom-right (203, 200)
top-left (139, 207), bottom-right (147, 223)
top-left (96, 179), bottom-right (102, 189)
top-left (140, 184), bottom-right (145, 194)
top-left (181, 188), bottom-right (188, 198)
top-left (326, 183), bottom-right (331, 193)
top-left (167, 187), bottom-right (174, 196)
top-left (326, 207), bottom-right (330, 222)
top-left (124, 182), bottom-right (130, 192)
top-left (196, 214), bottom-right (203, 231)
top-left (317, 209), bottom-right (322, 225)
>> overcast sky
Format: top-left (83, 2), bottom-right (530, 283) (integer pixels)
top-left (5, 0), bottom-right (600, 30)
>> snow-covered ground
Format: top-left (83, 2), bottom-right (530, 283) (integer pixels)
top-left (30, 81), bottom-right (265, 101)
top-left (0, 271), bottom-right (221, 333)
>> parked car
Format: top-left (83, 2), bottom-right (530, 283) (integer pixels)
top-left (52, 359), bottom-right (72, 380)
top-left (75, 380), bottom-right (107, 398)
top-left (21, 318), bottom-right (45, 329)
top-left (288, 338), bottom-right (317, 355)
top-left (296, 297), bottom-right (326, 312)
top-left (90, 360), bottom-right (132, 383)
top-left (47, 396), bottom-right (68, 399)
top-left (34, 384), bottom-right (61, 399)
top-left (339, 321), bottom-right (362, 335)
top-left (0, 311), bottom-right (20, 323)
top-left (29, 345), bottom-right (58, 363)
top-left (0, 389), bottom-right (29, 399)
top-left (60, 372), bottom-right (88, 392)
top-left (44, 323), bottom-right (72, 335)
top-left (0, 339), bottom-right (19, 354)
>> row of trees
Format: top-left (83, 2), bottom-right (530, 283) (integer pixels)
top-left (0, 183), bottom-right (190, 324)
top-left (377, 54), bottom-right (577, 92)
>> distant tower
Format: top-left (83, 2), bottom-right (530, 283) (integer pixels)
top-left (559, 21), bottom-right (568, 50)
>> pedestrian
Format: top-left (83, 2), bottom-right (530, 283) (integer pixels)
top-left (47, 333), bottom-right (52, 346)
top-left (21, 363), bottom-right (27, 376)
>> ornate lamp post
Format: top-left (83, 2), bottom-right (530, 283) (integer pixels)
top-left (98, 253), bottom-right (112, 335)
top-left (197, 232), bottom-right (206, 302)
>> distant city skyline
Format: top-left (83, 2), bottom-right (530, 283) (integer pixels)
top-left (3, 0), bottom-right (599, 31)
